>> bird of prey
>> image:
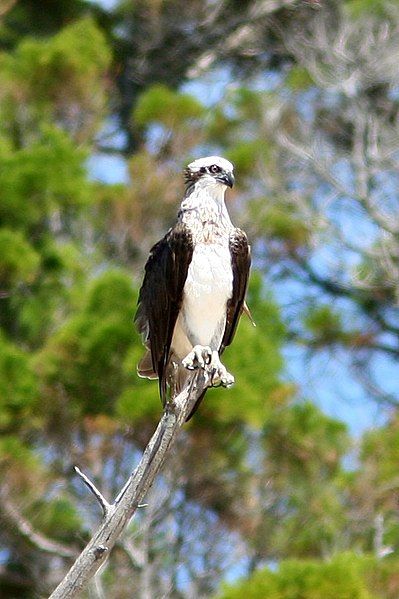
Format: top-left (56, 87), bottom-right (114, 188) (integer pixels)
top-left (135, 156), bottom-right (251, 420)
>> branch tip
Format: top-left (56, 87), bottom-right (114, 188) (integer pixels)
top-left (74, 466), bottom-right (113, 518)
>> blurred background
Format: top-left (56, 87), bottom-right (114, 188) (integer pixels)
top-left (1, 0), bottom-right (399, 597)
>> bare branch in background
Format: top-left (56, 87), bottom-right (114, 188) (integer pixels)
top-left (0, 491), bottom-right (77, 559)
top-left (49, 370), bottom-right (210, 599)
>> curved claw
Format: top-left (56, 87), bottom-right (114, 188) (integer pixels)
top-left (204, 348), bottom-right (212, 365)
top-left (211, 369), bottom-right (235, 388)
top-left (182, 345), bottom-right (212, 370)
top-left (182, 347), bottom-right (235, 389)
top-left (184, 362), bottom-right (196, 371)
top-left (210, 351), bottom-right (235, 388)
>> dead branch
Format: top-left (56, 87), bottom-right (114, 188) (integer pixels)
top-left (73, 466), bottom-right (112, 519)
top-left (49, 370), bottom-right (209, 598)
top-left (0, 492), bottom-right (77, 559)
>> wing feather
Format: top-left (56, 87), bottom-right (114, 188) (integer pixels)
top-left (135, 222), bottom-right (194, 403)
top-left (221, 228), bottom-right (251, 351)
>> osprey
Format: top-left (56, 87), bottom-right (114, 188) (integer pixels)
top-left (135, 156), bottom-right (251, 420)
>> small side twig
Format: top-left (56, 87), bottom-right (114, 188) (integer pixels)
top-left (74, 466), bottom-right (113, 519)
top-left (49, 369), bottom-right (210, 599)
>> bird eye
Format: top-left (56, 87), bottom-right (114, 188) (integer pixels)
top-left (209, 164), bottom-right (221, 174)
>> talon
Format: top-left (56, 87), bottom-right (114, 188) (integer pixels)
top-left (183, 362), bottom-right (196, 371)
top-left (182, 353), bottom-right (197, 370)
top-left (182, 345), bottom-right (212, 371)
top-left (209, 351), bottom-right (235, 388)
top-left (221, 372), bottom-right (235, 387)
top-left (205, 348), bottom-right (212, 365)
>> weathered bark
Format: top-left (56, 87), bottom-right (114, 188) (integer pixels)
top-left (49, 371), bottom-right (209, 599)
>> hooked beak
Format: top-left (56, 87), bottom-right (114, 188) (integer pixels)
top-left (217, 171), bottom-right (235, 188)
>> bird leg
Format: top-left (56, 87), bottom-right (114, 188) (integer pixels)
top-left (209, 351), bottom-right (235, 388)
top-left (182, 345), bottom-right (212, 370)
top-left (182, 347), bottom-right (235, 388)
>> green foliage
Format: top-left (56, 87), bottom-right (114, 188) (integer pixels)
top-left (0, 435), bottom-right (38, 468)
top-left (29, 498), bottom-right (83, 541)
top-left (37, 271), bottom-right (137, 416)
top-left (362, 421), bottom-right (399, 473)
top-left (344, 0), bottom-right (398, 17)
top-left (84, 270), bottom-right (136, 319)
top-left (14, 240), bottom-right (87, 347)
top-left (0, 126), bottom-right (91, 231)
top-left (249, 201), bottom-right (311, 247)
top-left (0, 124), bottom-right (93, 347)
top-left (116, 349), bottom-right (161, 423)
top-left (0, 17), bottom-right (110, 140)
top-left (0, 333), bottom-right (38, 431)
top-left (0, 0), bottom-right (91, 45)
top-left (0, 228), bottom-right (39, 287)
top-left (0, 435), bottom-right (44, 495)
top-left (303, 305), bottom-right (373, 351)
top-left (355, 242), bottom-right (397, 305)
top-left (233, 87), bottom-right (265, 123)
top-left (133, 84), bottom-right (205, 128)
top-left (264, 401), bottom-right (349, 476)
top-left (286, 66), bottom-right (315, 91)
top-left (218, 553), bottom-right (381, 599)
top-left (303, 305), bottom-right (343, 344)
top-left (206, 106), bottom-right (237, 145)
top-left (255, 402), bottom-right (350, 558)
top-left (227, 141), bottom-right (270, 177)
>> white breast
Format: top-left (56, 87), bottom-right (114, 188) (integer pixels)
top-left (180, 243), bottom-right (233, 350)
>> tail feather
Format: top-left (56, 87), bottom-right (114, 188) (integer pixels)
top-left (137, 350), bottom-right (158, 379)
top-left (138, 351), bottom-right (209, 419)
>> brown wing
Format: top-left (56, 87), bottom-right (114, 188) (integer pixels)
top-left (135, 222), bottom-right (194, 403)
top-left (221, 228), bottom-right (251, 352)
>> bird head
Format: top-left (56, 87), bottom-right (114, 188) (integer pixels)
top-left (184, 156), bottom-right (235, 190)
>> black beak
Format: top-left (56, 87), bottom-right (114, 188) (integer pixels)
top-left (217, 171), bottom-right (235, 188)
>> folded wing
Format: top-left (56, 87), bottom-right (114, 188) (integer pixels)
top-left (135, 222), bottom-right (194, 403)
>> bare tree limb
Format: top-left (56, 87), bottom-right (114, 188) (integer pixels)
top-left (0, 492), bottom-right (77, 559)
top-left (49, 370), bottom-right (209, 599)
